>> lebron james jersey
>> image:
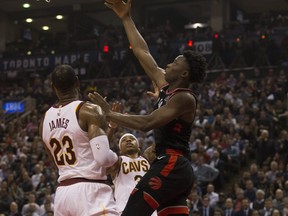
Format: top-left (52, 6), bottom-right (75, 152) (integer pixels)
top-left (42, 100), bottom-right (107, 182)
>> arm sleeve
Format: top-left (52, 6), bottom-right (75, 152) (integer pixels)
top-left (89, 135), bottom-right (118, 167)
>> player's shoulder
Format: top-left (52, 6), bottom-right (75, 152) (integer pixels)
top-left (169, 90), bottom-right (196, 104)
top-left (80, 101), bottom-right (103, 115)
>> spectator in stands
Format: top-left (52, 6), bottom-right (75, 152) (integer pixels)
top-left (271, 209), bottom-right (281, 216)
top-left (7, 201), bottom-right (21, 216)
top-left (250, 189), bottom-right (265, 211)
top-left (187, 190), bottom-right (203, 213)
top-left (266, 161), bottom-right (280, 183)
top-left (239, 172), bottom-right (251, 189)
top-left (200, 195), bottom-right (215, 216)
top-left (256, 170), bottom-right (270, 192)
top-left (236, 198), bottom-right (253, 216)
top-left (191, 152), bottom-right (199, 172)
top-left (223, 197), bottom-right (236, 216)
top-left (222, 135), bottom-right (240, 169)
top-left (256, 130), bottom-right (274, 168)
top-left (0, 162), bottom-right (7, 183)
top-left (31, 164), bottom-right (43, 190)
top-left (19, 171), bottom-right (33, 196)
top-left (274, 172), bottom-right (285, 192)
top-left (249, 163), bottom-right (259, 186)
top-left (40, 194), bottom-right (54, 216)
top-left (0, 181), bottom-right (14, 214)
top-left (206, 139), bottom-right (220, 158)
top-left (8, 181), bottom-right (25, 210)
top-left (21, 193), bottom-right (42, 216)
top-left (274, 130), bottom-right (288, 165)
top-left (209, 149), bottom-right (225, 190)
top-left (244, 179), bottom-right (257, 202)
top-left (259, 198), bottom-right (274, 216)
top-left (214, 208), bottom-right (224, 216)
top-left (197, 144), bottom-right (211, 163)
top-left (282, 197), bottom-right (288, 216)
top-left (206, 184), bottom-right (219, 208)
top-left (195, 156), bottom-right (219, 192)
top-left (190, 138), bottom-right (203, 153)
top-left (234, 188), bottom-right (245, 212)
top-left (272, 189), bottom-right (284, 211)
top-left (258, 111), bottom-right (273, 133)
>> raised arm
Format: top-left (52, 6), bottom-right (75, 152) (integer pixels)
top-left (105, 0), bottom-right (166, 88)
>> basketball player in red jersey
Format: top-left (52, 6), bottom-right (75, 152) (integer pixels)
top-left (88, 0), bottom-right (207, 215)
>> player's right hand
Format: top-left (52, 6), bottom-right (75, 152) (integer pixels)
top-left (104, 0), bottom-right (132, 20)
top-left (88, 92), bottom-right (111, 114)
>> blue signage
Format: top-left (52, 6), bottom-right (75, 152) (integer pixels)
top-left (3, 101), bottom-right (25, 114)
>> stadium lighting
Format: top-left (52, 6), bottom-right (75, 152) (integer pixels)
top-left (184, 22), bottom-right (208, 29)
top-left (23, 3), bottom-right (30, 8)
top-left (26, 18), bottom-right (33, 23)
top-left (42, 26), bottom-right (50, 31)
top-left (56, 15), bottom-right (63, 20)
top-left (27, 51), bottom-right (32, 55)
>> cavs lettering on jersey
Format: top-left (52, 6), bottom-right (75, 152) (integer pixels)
top-left (42, 100), bottom-right (107, 183)
top-left (113, 155), bottom-right (150, 213)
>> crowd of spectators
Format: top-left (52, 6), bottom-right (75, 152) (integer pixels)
top-left (1, 3), bottom-right (288, 215)
top-left (2, 10), bottom-right (288, 73)
top-left (0, 64), bottom-right (287, 215)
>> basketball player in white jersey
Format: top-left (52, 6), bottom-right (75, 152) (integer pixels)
top-left (39, 64), bottom-right (119, 216)
top-left (107, 133), bottom-right (157, 216)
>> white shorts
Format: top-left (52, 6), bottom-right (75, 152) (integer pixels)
top-left (54, 182), bottom-right (119, 216)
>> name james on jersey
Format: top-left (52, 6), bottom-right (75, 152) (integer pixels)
top-left (49, 118), bottom-right (70, 132)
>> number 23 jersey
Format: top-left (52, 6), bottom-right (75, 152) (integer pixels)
top-left (42, 100), bottom-right (107, 182)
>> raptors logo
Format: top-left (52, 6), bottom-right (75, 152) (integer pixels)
top-left (173, 123), bottom-right (183, 133)
top-left (148, 176), bottom-right (162, 190)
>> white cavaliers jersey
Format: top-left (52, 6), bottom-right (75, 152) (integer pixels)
top-left (42, 100), bottom-right (106, 182)
top-left (113, 155), bottom-right (149, 213)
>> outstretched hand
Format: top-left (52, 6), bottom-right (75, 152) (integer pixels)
top-left (88, 92), bottom-right (111, 114)
top-left (104, 0), bottom-right (132, 20)
top-left (109, 101), bottom-right (123, 129)
top-left (147, 81), bottom-right (159, 100)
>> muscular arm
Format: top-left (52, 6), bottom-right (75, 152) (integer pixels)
top-left (106, 92), bottom-right (196, 132)
top-left (79, 102), bottom-right (119, 167)
top-left (122, 16), bottom-right (166, 88)
top-left (78, 102), bottom-right (107, 139)
top-left (106, 0), bottom-right (166, 88)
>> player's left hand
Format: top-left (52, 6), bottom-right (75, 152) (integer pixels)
top-left (147, 81), bottom-right (159, 100)
top-left (88, 92), bottom-right (111, 114)
top-left (109, 101), bottom-right (123, 129)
